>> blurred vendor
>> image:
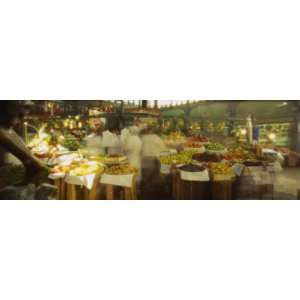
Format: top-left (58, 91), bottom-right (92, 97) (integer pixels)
top-left (141, 125), bottom-right (166, 158)
top-left (84, 118), bottom-right (107, 156)
top-left (0, 101), bottom-right (46, 182)
top-left (105, 123), bottom-right (123, 156)
top-left (140, 125), bottom-right (167, 198)
top-left (123, 126), bottom-right (142, 181)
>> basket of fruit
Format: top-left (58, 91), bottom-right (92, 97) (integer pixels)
top-left (211, 163), bottom-right (234, 181)
top-left (159, 151), bottom-right (199, 174)
top-left (101, 164), bottom-right (137, 187)
top-left (187, 135), bottom-right (209, 144)
top-left (50, 160), bottom-right (105, 189)
top-left (178, 164), bottom-right (210, 182)
top-left (205, 143), bottom-right (227, 155)
top-left (184, 141), bottom-right (205, 153)
top-left (104, 155), bottom-right (128, 165)
top-left (192, 152), bottom-right (222, 163)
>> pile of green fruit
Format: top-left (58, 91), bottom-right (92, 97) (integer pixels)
top-left (206, 143), bottom-right (225, 151)
top-left (63, 138), bottom-right (81, 151)
top-left (160, 150), bottom-right (198, 165)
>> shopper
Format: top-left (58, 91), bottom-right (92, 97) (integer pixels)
top-left (0, 101), bottom-right (46, 182)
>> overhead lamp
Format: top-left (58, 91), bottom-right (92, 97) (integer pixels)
top-left (268, 133), bottom-right (276, 140)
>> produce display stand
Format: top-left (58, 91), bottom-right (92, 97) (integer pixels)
top-left (53, 178), bottom-right (66, 200)
top-left (211, 180), bottom-right (233, 200)
top-left (50, 173), bottom-right (102, 200)
top-left (170, 166), bottom-right (210, 200)
top-left (100, 173), bottom-right (137, 200)
top-left (210, 171), bottom-right (234, 200)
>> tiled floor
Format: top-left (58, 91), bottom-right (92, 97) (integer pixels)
top-left (273, 168), bottom-right (300, 200)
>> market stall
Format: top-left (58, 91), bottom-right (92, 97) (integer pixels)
top-left (1, 100), bottom-right (300, 200)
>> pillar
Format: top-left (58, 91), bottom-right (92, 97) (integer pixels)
top-left (142, 100), bottom-right (148, 108)
top-left (227, 101), bottom-right (239, 136)
top-left (293, 101), bottom-right (300, 151)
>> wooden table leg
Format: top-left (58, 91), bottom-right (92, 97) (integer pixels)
top-left (124, 187), bottom-right (132, 200)
top-left (84, 184), bottom-right (98, 200)
top-left (67, 184), bottom-right (77, 200)
top-left (61, 179), bottom-right (66, 200)
top-left (106, 185), bottom-right (114, 200)
top-left (54, 179), bottom-right (61, 200)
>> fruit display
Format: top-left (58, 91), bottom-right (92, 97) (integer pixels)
top-left (163, 132), bottom-right (186, 145)
top-left (27, 125), bottom-right (51, 149)
top-left (50, 160), bottom-right (104, 177)
top-left (211, 163), bottom-right (233, 175)
top-left (124, 107), bottom-right (160, 116)
top-left (187, 135), bottom-right (209, 143)
top-left (88, 155), bottom-right (107, 163)
top-left (192, 152), bottom-right (222, 163)
top-left (178, 164), bottom-right (206, 172)
top-left (222, 147), bottom-right (256, 162)
top-left (205, 143), bottom-right (226, 152)
top-left (63, 138), bottom-right (81, 151)
top-left (185, 141), bottom-right (205, 148)
top-left (104, 155), bottom-right (127, 164)
top-left (105, 164), bottom-right (137, 175)
top-left (69, 161), bottom-right (104, 176)
top-left (160, 150), bottom-right (196, 165)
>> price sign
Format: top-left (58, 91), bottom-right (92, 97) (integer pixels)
top-left (101, 174), bottom-right (134, 188)
top-left (180, 169), bottom-right (210, 182)
top-left (160, 164), bottom-right (171, 174)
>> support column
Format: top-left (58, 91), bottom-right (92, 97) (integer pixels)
top-left (293, 101), bottom-right (300, 151)
top-left (142, 100), bottom-right (148, 108)
top-left (227, 101), bottom-right (239, 136)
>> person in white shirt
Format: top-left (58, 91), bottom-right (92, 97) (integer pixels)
top-left (123, 126), bottom-right (143, 181)
top-left (141, 127), bottom-right (167, 158)
top-left (106, 127), bottom-right (123, 156)
top-left (84, 118), bottom-right (106, 156)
